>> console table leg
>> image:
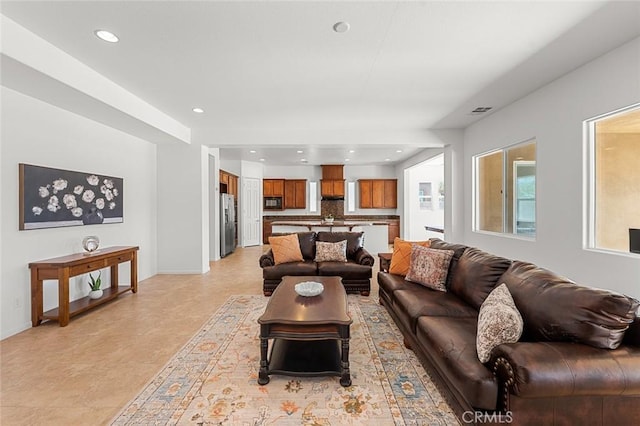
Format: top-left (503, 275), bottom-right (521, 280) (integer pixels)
top-left (131, 251), bottom-right (138, 293)
top-left (30, 269), bottom-right (43, 327)
top-left (258, 336), bottom-right (270, 385)
top-left (58, 268), bottom-right (70, 327)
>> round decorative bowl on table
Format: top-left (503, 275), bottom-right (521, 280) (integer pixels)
top-left (82, 235), bottom-right (100, 254)
top-left (295, 281), bottom-right (324, 297)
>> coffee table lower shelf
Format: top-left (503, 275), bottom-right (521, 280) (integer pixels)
top-left (267, 339), bottom-right (341, 378)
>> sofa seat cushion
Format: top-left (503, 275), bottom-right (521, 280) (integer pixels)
top-left (501, 261), bottom-right (639, 349)
top-left (317, 261), bottom-right (372, 280)
top-left (377, 272), bottom-right (415, 303)
top-left (450, 247), bottom-right (512, 310)
top-left (262, 261), bottom-right (317, 280)
top-left (491, 342), bottom-right (640, 397)
top-left (415, 316), bottom-right (498, 410)
top-left (393, 287), bottom-right (477, 333)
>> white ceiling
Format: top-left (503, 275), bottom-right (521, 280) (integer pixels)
top-left (2, 1), bottom-right (639, 165)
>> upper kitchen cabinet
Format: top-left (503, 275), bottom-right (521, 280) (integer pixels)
top-left (284, 179), bottom-right (307, 209)
top-left (263, 179), bottom-right (285, 197)
top-left (320, 164), bottom-right (345, 198)
top-left (220, 169), bottom-right (238, 197)
top-left (321, 179), bottom-right (345, 198)
top-left (359, 179), bottom-right (397, 208)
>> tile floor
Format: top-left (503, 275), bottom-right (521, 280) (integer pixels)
top-left (0, 245), bottom-right (381, 425)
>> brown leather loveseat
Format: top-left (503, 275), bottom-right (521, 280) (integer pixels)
top-left (378, 238), bottom-right (640, 425)
top-left (259, 231), bottom-right (374, 296)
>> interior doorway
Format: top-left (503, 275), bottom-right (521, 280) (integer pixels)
top-left (405, 154), bottom-right (445, 240)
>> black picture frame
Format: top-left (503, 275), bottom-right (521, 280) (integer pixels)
top-left (19, 163), bottom-right (124, 230)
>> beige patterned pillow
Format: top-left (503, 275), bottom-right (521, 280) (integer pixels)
top-left (476, 283), bottom-right (523, 363)
top-left (314, 240), bottom-right (348, 262)
top-left (405, 245), bottom-right (454, 291)
top-left (268, 234), bottom-right (304, 265)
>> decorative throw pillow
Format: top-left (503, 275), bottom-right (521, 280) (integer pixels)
top-left (405, 245), bottom-right (453, 291)
top-left (268, 234), bottom-right (304, 265)
top-left (389, 237), bottom-right (431, 276)
top-left (314, 240), bottom-right (348, 262)
top-left (476, 283), bottom-right (523, 363)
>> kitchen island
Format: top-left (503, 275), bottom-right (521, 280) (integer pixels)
top-left (271, 220), bottom-right (389, 254)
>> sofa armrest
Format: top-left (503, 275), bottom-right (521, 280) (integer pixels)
top-left (354, 248), bottom-right (374, 266)
top-left (490, 341), bottom-right (640, 400)
top-left (259, 249), bottom-right (275, 268)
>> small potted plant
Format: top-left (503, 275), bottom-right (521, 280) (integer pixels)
top-left (88, 271), bottom-right (103, 299)
top-left (324, 213), bottom-right (334, 224)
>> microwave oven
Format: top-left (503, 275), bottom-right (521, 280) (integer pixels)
top-left (264, 196), bottom-right (283, 210)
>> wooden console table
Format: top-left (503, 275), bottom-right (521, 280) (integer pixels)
top-left (29, 246), bottom-right (139, 327)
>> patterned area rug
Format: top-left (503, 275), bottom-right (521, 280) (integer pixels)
top-left (112, 295), bottom-right (460, 425)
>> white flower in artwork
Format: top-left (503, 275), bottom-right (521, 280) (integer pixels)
top-left (103, 179), bottom-right (114, 189)
top-left (38, 186), bottom-right (50, 198)
top-left (113, 188), bottom-right (119, 197)
top-left (103, 188), bottom-right (114, 201)
top-left (73, 185), bottom-right (84, 195)
top-left (71, 207), bottom-right (83, 217)
top-left (95, 198), bottom-right (105, 209)
top-left (86, 175), bottom-right (99, 186)
top-left (52, 179), bottom-right (68, 193)
top-left (32, 206), bottom-right (43, 216)
top-left (109, 202), bottom-right (116, 210)
top-left (47, 195), bottom-right (60, 212)
top-left (82, 189), bottom-right (95, 203)
top-left (62, 193), bottom-right (77, 209)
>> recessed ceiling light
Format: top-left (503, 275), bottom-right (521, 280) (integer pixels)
top-left (345, 158), bottom-right (350, 162)
top-left (333, 21), bottom-right (350, 33)
top-left (259, 158), bottom-right (265, 162)
top-left (396, 150), bottom-right (403, 153)
top-left (249, 150), bottom-right (257, 153)
top-left (94, 29), bottom-right (119, 43)
top-left (349, 150), bottom-right (355, 153)
top-left (384, 158), bottom-right (391, 162)
top-left (297, 150), bottom-right (303, 154)
top-left (192, 107), bottom-right (204, 113)
top-left (301, 158), bottom-right (307, 162)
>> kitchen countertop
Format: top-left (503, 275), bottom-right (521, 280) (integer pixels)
top-left (271, 220), bottom-right (391, 230)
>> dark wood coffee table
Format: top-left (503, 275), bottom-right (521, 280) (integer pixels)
top-left (257, 275), bottom-right (353, 387)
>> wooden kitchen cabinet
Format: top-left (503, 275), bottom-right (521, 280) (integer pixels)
top-left (220, 170), bottom-right (238, 197)
top-left (359, 179), bottom-right (397, 209)
top-left (284, 179), bottom-right (307, 209)
top-left (387, 219), bottom-right (400, 243)
top-left (264, 179), bottom-right (285, 197)
top-left (321, 180), bottom-right (345, 198)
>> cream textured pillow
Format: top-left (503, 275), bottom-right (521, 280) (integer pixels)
top-left (314, 240), bottom-right (348, 262)
top-left (389, 237), bottom-right (431, 276)
top-left (268, 234), bottom-right (304, 265)
top-left (476, 283), bottom-right (523, 363)
top-left (405, 245), bottom-right (453, 291)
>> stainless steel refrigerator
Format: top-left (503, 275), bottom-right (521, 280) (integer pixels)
top-left (220, 194), bottom-right (236, 257)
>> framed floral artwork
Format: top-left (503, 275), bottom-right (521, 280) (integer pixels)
top-left (19, 163), bottom-right (124, 230)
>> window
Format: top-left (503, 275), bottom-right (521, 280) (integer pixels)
top-left (419, 182), bottom-right (433, 210)
top-left (474, 140), bottom-right (536, 237)
top-left (587, 105), bottom-right (640, 253)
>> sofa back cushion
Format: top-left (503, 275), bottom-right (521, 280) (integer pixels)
top-left (317, 231), bottom-right (364, 259)
top-left (296, 232), bottom-right (318, 260)
top-left (428, 238), bottom-right (469, 289)
top-left (500, 261), bottom-right (639, 349)
top-left (450, 248), bottom-right (512, 310)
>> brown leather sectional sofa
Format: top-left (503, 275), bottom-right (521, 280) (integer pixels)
top-left (378, 238), bottom-right (640, 425)
top-left (259, 231), bottom-right (374, 296)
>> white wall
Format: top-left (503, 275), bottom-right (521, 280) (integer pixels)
top-left (463, 37), bottom-right (640, 299)
top-left (0, 87), bottom-right (158, 338)
top-left (157, 142), bottom-right (210, 274)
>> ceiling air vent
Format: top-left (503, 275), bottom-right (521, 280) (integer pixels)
top-left (471, 106), bottom-right (493, 115)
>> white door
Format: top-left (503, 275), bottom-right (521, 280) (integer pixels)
top-left (243, 177), bottom-right (261, 246)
